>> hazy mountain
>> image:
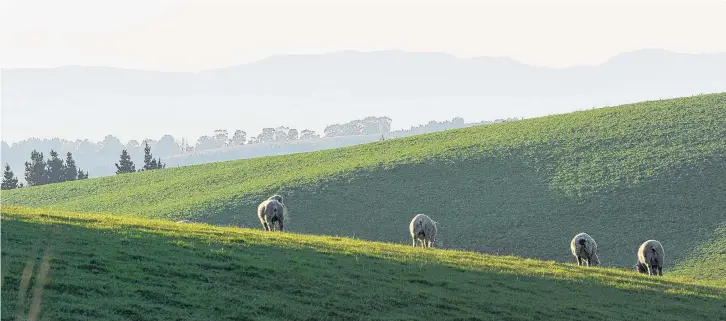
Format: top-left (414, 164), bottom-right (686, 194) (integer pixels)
top-left (2, 48), bottom-right (725, 144)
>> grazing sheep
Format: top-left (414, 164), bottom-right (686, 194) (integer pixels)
top-left (570, 232), bottom-right (600, 267)
top-left (257, 197), bottom-right (287, 232)
top-left (635, 240), bottom-right (665, 276)
top-left (409, 214), bottom-right (437, 248)
top-left (176, 220), bottom-right (192, 224)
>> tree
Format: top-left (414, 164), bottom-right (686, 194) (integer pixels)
top-left (155, 135), bottom-right (179, 157)
top-left (141, 142), bottom-right (164, 171)
top-left (77, 168), bottom-right (89, 180)
top-left (115, 150), bottom-right (136, 174)
top-left (324, 124), bottom-right (343, 137)
top-left (214, 129), bottom-right (229, 147)
top-left (195, 135), bottom-right (217, 151)
top-left (45, 149), bottom-right (65, 184)
top-left (156, 157), bottom-right (166, 169)
top-left (1, 163), bottom-right (20, 190)
top-left (126, 140), bottom-right (140, 150)
top-left (262, 128), bottom-right (277, 143)
top-left (300, 129), bottom-right (320, 140)
top-left (64, 152), bottom-right (78, 182)
top-left (228, 130), bottom-right (247, 146)
top-left (379, 116), bottom-right (393, 134)
top-left (288, 129), bottom-right (299, 140)
top-left (273, 127), bottom-right (291, 142)
top-left (178, 137), bottom-right (194, 153)
top-left (99, 135), bottom-right (124, 159)
top-left (142, 142), bottom-right (154, 171)
top-left (24, 150), bottom-right (48, 186)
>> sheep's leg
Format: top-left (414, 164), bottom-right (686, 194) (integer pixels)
top-left (412, 237), bottom-right (417, 247)
top-left (657, 266), bottom-right (663, 276)
top-left (262, 221), bottom-right (269, 231)
top-left (279, 221), bottom-right (284, 232)
top-left (576, 256), bottom-right (583, 266)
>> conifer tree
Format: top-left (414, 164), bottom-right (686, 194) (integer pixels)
top-left (24, 150), bottom-right (48, 186)
top-left (142, 142), bottom-right (154, 171)
top-left (156, 157), bottom-right (166, 169)
top-left (46, 149), bottom-right (65, 184)
top-left (77, 168), bottom-right (89, 180)
top-left (115, 149), bottom-right (136, 174)
top-left (64, 152), bottom-right (78, 181)
top-left (1, 163), bottom-right (20, 190)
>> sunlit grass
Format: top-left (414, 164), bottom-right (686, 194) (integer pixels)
top-left (2, 93), bottom-right (725, 297)
top-left (2, 206), bottom-right (725, 320)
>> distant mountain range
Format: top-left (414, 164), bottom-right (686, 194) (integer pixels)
top-left (2, 48), bottom-right (726, 145)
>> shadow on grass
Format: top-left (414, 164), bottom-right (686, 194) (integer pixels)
top-left (2, 216), bottom-right (725, 321)
top-left (215, 153), bottom-right (726, 272)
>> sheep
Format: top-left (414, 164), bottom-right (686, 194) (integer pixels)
top-left (635, 240), bottom-right (665, 276)
top-left (409, 214), bottom-right (437, 248)
top-left (176, 220), bottom-right (192, 224)
top-left (257, 197), bottom-right (287, 232)
top-left (570, 232), bottom-right (600, 267)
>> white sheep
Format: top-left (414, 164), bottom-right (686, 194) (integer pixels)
top-left (570, 232), bottom-right (600, 267)
top-left (257, 197), bottom-right (287, 232)
top-left (409, 214), bottom-right (437, 248)
top-left (176, 220), bottom-right (192, 224)
top-left (635, 240), bottom-right (665, 276)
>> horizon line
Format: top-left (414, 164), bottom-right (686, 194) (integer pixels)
top-left (3, 47), bottom-right (724, 74)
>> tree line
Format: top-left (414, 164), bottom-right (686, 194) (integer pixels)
top-left (1, 115), bottom-right (523, 183)
top-left (1, 142), bottom-right (169, 189)
top-left (115, 142), bottom-right (166, 174)
top-left (1, 115), bottom-right (398, 172)
top-left (2, 150), bottom-right (89, 190)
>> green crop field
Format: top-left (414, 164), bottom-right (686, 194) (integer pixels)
top-left (2, 206), bottom-right (725, 321)
top-left (3, 93), bottom-right (726, 273)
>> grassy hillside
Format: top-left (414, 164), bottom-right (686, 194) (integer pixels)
top-left (670, 223), bottom-right (726, 281)
top-left (2, 206), bottom-right (725, 321)
top-left (3, 93), bottom-right (726, 271)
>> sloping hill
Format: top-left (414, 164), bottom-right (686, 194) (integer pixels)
top-left (3, 93), bottom-right (726, 271)
top-left (2, 206), bottom-right (725, 321)
top-left (670, 222), bottom-right (726, 281)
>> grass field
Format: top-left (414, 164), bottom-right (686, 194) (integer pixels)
top-left (669, 223), bottom-right (726, 281)
top-left (2, 206), bottom-right (725, 321)
top-left (3, 93), bottom-right (726, 271)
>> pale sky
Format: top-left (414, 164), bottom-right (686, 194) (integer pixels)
top-left (1, 0), bottom-right (725, 71)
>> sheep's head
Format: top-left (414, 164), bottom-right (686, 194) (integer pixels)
top-left (268, 194), bottom-right (284, 203)
top-left (590, 254), bottom-right (600, 267)
top-left (635, 262), bottom-right (648, 274)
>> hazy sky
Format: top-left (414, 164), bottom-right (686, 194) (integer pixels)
top-left (2, 0), bottom-right (725, 71)
top-left (1, 0), bottom-right (725, 145)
